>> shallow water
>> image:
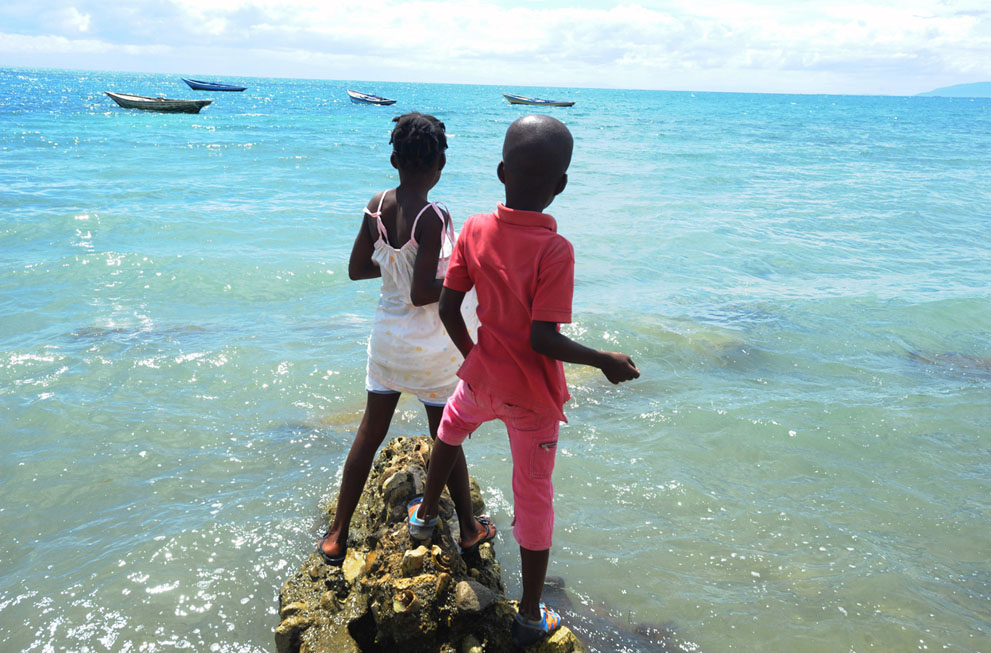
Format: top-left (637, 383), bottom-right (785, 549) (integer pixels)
top-left (1, 68), bottom-right (989, 652)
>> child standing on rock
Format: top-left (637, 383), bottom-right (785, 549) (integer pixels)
top-left (318, 113), bottom-right (495, 565)
top-left (407, 114), bottom-right (640, 649)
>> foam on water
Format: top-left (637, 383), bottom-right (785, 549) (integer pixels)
top-left (1, 68), bottom-right (989, 652)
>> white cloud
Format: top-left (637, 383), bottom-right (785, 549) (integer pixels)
top-left (0, 31), bottom-right (170, 55)
top-left (59, 7), bottom-right (92, 33)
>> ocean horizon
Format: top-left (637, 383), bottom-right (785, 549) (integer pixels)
top-left (1, 67), bottom-right (988, 652)
top-left (11, 64), bottom-right (991, 98)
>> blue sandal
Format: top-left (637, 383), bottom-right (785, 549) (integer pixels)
top-left (511, 603), bottom-right (561, 649)
top-left (406, 495), bottom-right (438, 541)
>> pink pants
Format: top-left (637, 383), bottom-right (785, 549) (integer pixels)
top-left (437, 380), bottom-right (560, 551)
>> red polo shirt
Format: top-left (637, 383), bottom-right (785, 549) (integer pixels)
top-left (444, 203), bottom-right (574, 421)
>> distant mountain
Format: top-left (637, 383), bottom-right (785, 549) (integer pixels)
top-left (917, 82), bottom-right (991, 98)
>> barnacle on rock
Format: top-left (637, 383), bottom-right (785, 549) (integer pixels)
top-left (393, 589), bottom-right (419, 614)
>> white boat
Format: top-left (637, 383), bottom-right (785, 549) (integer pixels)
top-left (105, 91), bottom-right (211, 114)
top-left (346, 89), bottom-right (396, 106)
top-left (503, 93), bottom-right (574, 107)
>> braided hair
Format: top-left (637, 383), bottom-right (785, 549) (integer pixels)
top-left (390, 112), bottom-right (448, 172)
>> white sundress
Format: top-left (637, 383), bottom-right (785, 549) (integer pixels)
top-left (365, 191), bottom-right (478, 403)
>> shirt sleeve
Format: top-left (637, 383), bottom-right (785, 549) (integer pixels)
top-left (531, 237), bottom-right (574, 323)
top-left (443, 218), bottom-right (474, 292)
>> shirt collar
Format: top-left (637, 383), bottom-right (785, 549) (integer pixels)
top-left (495, 203), bottom-right (557, 232)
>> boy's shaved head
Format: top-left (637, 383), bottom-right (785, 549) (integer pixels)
top-left (502, 115), bottom-right (573, 191)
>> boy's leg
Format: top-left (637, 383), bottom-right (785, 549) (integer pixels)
top-left (414, 381), bottom-right (489, 525)
top-left (424, 403), bottom-right (488, 546)
top-left (319, 391), bottom-right (401, 559)
top-left (501, 407), bottom-right (560, 620)
top-left (519, 546), bottom-right (550, 620)
top-left (416, 439), bottom-right (462, 523)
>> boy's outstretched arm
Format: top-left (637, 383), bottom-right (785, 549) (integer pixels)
top-left (530, 320), bottom-right (639, 384)
top-left (438, 288), bottom-right (474, 359)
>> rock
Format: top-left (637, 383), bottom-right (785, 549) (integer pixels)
top-left (454, 579), bottom-right (496, 613)
top-left (276, 435), bottom-right (587, 653)
top-left (535, 627), bottom-right (590, 653)
top-left (362, 550), bottom-right (378, 575)
top-left (342, 549), bottom-right (365, 584)
top-left (436, 571), bottom-right (453, 596)
top-left (461, 634), bottom-right (483, 653)
top-left (319, 590), bottom-right (343, 613)
top-left (468, 476), bottom-right (485, 517)
top-left (401, 545), bottom-right (428, 576)
top-left (279, 601), bottom-right (308, 619)
top-left (274, 614), bottom-right (312, 653)
top-left (381, 470), bottom-right (412, 502)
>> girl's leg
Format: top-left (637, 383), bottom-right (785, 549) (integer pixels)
top-left (319, 392), bottom-right (401, 558)
top-left (424, 403), bottom-right (486, 546)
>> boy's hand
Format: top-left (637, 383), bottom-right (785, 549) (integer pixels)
top-left (599, 351), bottom-right (640, 384)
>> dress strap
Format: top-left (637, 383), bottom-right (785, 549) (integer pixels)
top-left (363, 191), bottom-right (390, 245)
top-left (410, 202), bottom-right (452, 249)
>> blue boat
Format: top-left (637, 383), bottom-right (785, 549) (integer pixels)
top-left (181, 77), bottom-right (246, 92)
top-left (347, 89), bottom-right (396, 106)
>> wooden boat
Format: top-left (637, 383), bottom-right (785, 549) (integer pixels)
top-left (503, 93), bottom-right (574, 107)
top-left (105, 91), bottom-right (211, 114)
top-left (181, 77), bottom-right (246, 92)
top-left (347, 89), bottom-right (397, 106)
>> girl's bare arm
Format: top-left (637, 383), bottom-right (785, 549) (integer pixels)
top-left (409, 207), bottom-right (446, 306)
top-left (348, 203), bottom-right (381, 281)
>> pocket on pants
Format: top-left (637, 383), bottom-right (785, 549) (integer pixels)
top-left (529, 438), bottom-right (558, 479)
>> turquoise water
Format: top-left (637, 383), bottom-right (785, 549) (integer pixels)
top-left (1, 67), bottom-right (989, 652)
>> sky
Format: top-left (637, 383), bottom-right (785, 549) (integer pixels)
top-left (1, 0), bottom-right (989, 95)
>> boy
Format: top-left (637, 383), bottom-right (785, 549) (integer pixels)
top-left (408, 114), bottom-right (639, 649)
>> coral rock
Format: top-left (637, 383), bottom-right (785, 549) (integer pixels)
top-left (277, 435), bottom-right (586, 653)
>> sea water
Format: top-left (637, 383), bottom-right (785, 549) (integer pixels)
top-left (1, 68), bottom-right (988, 652)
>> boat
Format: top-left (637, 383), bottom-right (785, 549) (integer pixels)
top-left (181, 77), bottom-right (246, 92)
top-left (105, 91), bottom-right (212, 114)
top-left (347, 89), bottom-right (397, 106)
top-left (503, 93), bottom-right (575, 107)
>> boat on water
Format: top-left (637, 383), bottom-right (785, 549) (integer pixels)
top-left (181, 77), bottom-right (246, 92)
top-left (503, 93), bottom-right (575, 107)
top-left (105, 91), bottom-right (212, 114)
top-left (347, 89), bottom-right (397, 106)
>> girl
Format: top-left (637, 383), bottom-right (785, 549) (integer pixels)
top-left (318, 112), bottom-right (495, 564)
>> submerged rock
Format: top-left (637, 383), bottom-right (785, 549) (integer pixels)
top-left (277, 435), bottom-right (587, 653)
